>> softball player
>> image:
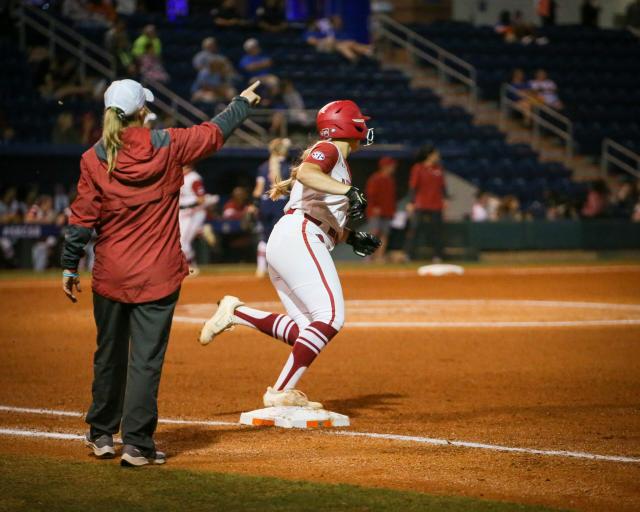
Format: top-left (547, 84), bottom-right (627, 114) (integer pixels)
top-left (200, 100), bottom-right (381, 408)
top-left (61, 78), bottom-right (261, 466)
top-left (179, 164), bottom-right (217, 275)
top-left (252, 137), bottom-right (292, 278)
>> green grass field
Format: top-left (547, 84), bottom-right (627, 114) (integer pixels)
top-left (0, 455), bottom-right (561, 512)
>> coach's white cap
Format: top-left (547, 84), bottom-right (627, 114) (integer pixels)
top-left (104, 79), bottom-right (154, 116)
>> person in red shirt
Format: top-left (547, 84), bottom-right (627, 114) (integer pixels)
top-left (408, 145), bottom-right (447, 262)
top-left (60, 78), bottom-right (261, 467)
top-left (365, 156), bottom-right (397, 261)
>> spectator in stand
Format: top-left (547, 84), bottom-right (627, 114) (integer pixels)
top-left (105, 19), bottom-right (135, 76)
top-left (223, 187), bottom-right (251, 220)
top-left (193, 37), bottom-right (223, 71)
top-left (52, 112), bottom-right (81, 145)
top-left (191, 57), bottom-right (236, 104)
top-left (138, 42), bottom-right (170, 83)
top-left (239, 38), bottom-right (276, 83)
top-left (610, 180), bottom-right (638, 218)
top-left (512, 11), bottom-right (548, 45)
top-left (581, 0), bottom-right (601, 27)
top-left (132, 25), bottom-right (161, 59)
top-left (281, 79), bottom-right (311, 127)
top-left (471, 191), bottom-right (490, 221)
top-left (494, 10), bottom-right (514, 39)
top-left (365, 156), bottom-right (398, 261)
top-left (0, 187), bottom-right (24, 223)
top-left (25, 195), bottom-right (57, 224)
top-left (212, 0), bottom-right (249, 28)
top-left (80, 111), bottom-right (102, 145)
top-left (62, 0), bottom-right (111, 28)
top-left (115, 0), bottom-right (137, 17)
top-left (508, 68), bottom-right (533, 125)
top-left (87, 0), bottom-right (117, 25)
top-left (497, 195), bottom-right (522, 221)
top-left (537, 0), bottom-right (557, 26)
top-left (408, 145), bottom-right (448, 262)
top-left (53, 184), bottom-right (70, 214)
top-left (581, 179), bottom-right (609, 218)
top-left (305, 16), bottom-right (373, 63)
top-left (256, 0), bottom-right (287, 32)
top-left (528, 69), bottom-right (563, 110)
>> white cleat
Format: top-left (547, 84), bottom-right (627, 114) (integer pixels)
top-left (263, 387), bottom-right (323, 410)
top-left (199, 295), bottom-right (244, 345)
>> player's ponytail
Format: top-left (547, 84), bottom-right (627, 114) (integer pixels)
top-left (102, 107), bottom-right (125, 174)
top-left (269, 145), bottom-right (312, 200)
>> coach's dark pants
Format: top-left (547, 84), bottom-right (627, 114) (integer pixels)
top-left (86, 288), bottom-right (180, 455)
top-left (410, 209), bottom-right (444, 260)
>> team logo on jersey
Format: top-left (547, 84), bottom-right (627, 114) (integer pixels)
top-left (311, 150), bottom-right (325, 161)
top-left (320, 128), bottom-right (330, 138)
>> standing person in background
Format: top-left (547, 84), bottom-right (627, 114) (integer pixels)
top-left (537, 0), bottom-right (557, 26)
top-left (179, 164), bottom-right (218, 277)
top-left (131, 25), bottom-right (161, 59)
top-left (365, 156), bottom-right (397, 262)
top-left (251, 137), bottom-right (291, 277)
top-left (408, 145), bottom-right (447, 262)
top-left (61, 78), bottom-right (260, 467)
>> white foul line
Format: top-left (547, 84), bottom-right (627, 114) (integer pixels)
top-left (1, 404), bottom-right (638, 464)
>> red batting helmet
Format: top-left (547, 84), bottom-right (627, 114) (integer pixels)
top-left (316, 100), bottom-right (374, 145)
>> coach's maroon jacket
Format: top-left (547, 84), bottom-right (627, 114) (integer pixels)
top-left (62, 97), bottom-right (250, 303)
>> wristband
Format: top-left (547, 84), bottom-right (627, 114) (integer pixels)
top-left (63, 271), bottom-right (79, 278)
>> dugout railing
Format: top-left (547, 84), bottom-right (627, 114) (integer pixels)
top-left (601, 138), bottom-right (640, 179)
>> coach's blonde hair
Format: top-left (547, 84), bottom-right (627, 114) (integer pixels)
top-left (102, 107), bottom-right (146, 174)
top-left (269, 144), bottom-right (314, 200)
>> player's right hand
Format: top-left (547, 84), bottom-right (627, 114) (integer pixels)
top-left (240, 80), bottom-right (261, 106)
top-left (345, 186), bottom-right (367, 221)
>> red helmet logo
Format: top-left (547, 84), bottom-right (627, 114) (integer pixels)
top-left (316, 100), bottom-right (373, 144)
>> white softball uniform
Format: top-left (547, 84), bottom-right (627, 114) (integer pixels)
top-left (266, 141), bottom-right (350, 331)
top-left (179, 170), bottom-right (206, 263)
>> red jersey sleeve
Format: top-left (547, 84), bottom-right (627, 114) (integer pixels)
top-left (69, 156), bottom-right (101, 229)
top-left (409, 164), bottom-right (420, 190)
top-left (168, 122), bottom-right (224, 167)
top-left (302, 142), bottom-right (339, 174)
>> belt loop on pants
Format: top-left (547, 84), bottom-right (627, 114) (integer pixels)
top-left (286, 209), bottom-right (339, 245)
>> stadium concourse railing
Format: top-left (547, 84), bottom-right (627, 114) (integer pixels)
top-left (14, 3), bottom-right (264, 147)
top-left (499, 83), bottom-right (574, 164)
top-left (601, 139), bottom-right (640, 179)
top-left (373, 14), bottom-right (478, 112)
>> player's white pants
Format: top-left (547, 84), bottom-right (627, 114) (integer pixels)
top-left (266, 212), bottom-right (345, 331)
top-left (179, 207), bottom-right (206, 263)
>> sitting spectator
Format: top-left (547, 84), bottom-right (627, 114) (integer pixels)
top-left (0, 187), bottom-right (24, 223)
top-left (62, 0), bottom-right (111, 28)
top-left (256, 0), bottom-right (287, 32)
top-left (239, 38), bottom-right (276, 83)
top-left (494, 10), bottom-right (514, 39)
top-left (52, 112), bottom-right (81, 145)
top-left (281, 79), bottom-right (311, 126)
top-left (471, 191), bottom-right (490, 221)
top-left (511, 11), bottom-right (548, 45)
top-left (132, 24), bottom-right (161, 59)
top-left (80, 111), bottom-right (102, 145)
top-left (223, 187), bottom-right (251, 220)
top-left (581, 179), bottom-right (609, 218)
top-left (53, 184), bottom-right (70, 213)
top-left (138, 42), bottom-right (170, 83)
top-left (87, 0), bottom-right (117, 25)
top-left (305, 15), bottom-right (373, 63)
top-left (498, 195), bottom-right (522, 221)
top-left (25, 195), bottom-right (57, 224)
top-left (581, 0), bottom-right (600, 27)
top-left (193, 37), bottom-right (223, 71)
top-left (366, 156), bottom-right (398, 261)
top-left (191, 57), bottom-right (236, 103)
top-left (508, 68), bottom-right (533, 125)
top-left (528, 69), bottom-right (563, 110)
top-left (212, 0), bottom-right (249, 28)
top-left (104, 18), bottom-right (135, 76)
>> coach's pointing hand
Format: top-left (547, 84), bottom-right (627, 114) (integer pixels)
top-left (240, 80), bottom-right (261, 106)
top-left (62, 270), bottom-right (81, 303)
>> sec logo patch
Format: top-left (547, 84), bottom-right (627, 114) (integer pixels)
top-left (311, 151), bottom-right (325, 161)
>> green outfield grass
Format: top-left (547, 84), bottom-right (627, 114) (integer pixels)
top-left (0, 454), bottom-right (562, 512)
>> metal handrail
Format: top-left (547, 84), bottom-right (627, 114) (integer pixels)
top-left (601, 138), bottom-right (640, 178)
top-left (374, 14), bottom-right (477, 111)
top-left (16, 4), bottom-right (265, 146)
top-left (628, 26), bottom-right (640, 39)
top-left (499, 83), bottom-right (574, 163)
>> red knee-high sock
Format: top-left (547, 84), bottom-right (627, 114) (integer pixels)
top-left (274, 321), bottom-right (338, 391)
top-left (234, 306), bottom-right (299, 345)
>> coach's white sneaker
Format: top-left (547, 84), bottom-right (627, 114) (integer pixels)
top-left (199, 295), bottom-right (244, 345)
top-left (263, 387), bottom-right (323, 410)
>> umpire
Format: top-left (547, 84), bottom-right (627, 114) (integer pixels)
top-left (61, 78), bottom-right (261, 466)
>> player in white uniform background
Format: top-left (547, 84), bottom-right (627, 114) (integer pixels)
top-left (179, 164), bottom-right (217, 275)
top-left (199, 100), bottom-right (381, 408)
